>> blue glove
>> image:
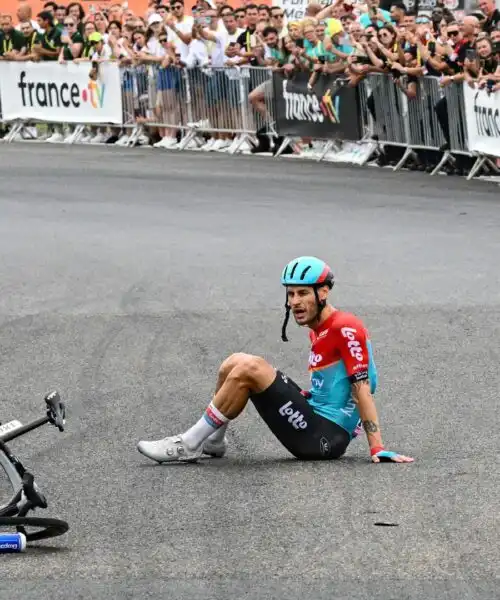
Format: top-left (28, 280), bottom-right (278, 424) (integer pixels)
top-left (371, 448), bottom-right (414, 463)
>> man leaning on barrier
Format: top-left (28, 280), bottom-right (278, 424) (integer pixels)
top-left (0, 14), bottom-right (27, 61)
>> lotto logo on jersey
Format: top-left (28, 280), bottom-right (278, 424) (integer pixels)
top-left (341, 327), bottom-right (364, 362)
top-left (309, 351), bottom-right (323, 368)
top-left (278, 401), bottom-right (308, 430)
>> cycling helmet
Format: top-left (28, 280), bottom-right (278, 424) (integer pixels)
top-left (280, 256), bottom-right (334, 342)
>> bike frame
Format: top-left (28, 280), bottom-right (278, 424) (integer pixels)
top-left (0, 393), bottom-right (69, 542)
top-left (0, 417), bottom-right (50, 518)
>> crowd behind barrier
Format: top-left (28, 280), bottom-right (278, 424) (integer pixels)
top-left (0, 0), bottom-right (499, 180)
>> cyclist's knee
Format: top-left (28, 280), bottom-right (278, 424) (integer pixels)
top-left (218, 352), bottom-right (252, 380)
top-left (228, 355), bottom-right (274, 391)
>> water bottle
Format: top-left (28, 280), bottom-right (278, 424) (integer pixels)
top-left (0, 532), bottom-right (27, 553)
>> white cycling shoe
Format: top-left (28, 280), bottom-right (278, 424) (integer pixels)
top-left (137, 435), bottom-right (203, 463)
top-left (202, 436), bottom-right (228, 458)
top-left (137, 434), bottom-right (228, 463)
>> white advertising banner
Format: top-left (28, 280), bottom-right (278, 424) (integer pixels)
top-left (277, 0), bottom-right (331, 22)
top-left (0, 61), bottom-right (123, 125)
top-left (463, 84), bottom-right (500, 159)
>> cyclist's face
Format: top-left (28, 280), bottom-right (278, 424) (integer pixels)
top-left (287, 287), bottom-right (319, 326)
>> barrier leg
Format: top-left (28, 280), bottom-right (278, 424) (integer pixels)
top-left (274, 136), bottom-right (292, 158)
top-left (126, 125), bottom-right (141, 147)
top-left (430, 150), bottom-right (452, 176)
top-left (466, 155), bottom-right (487, 180)
top-left (67, 124), bottom-right (85, 144)
top-left (318, 141), bottom-right (334, 162)
top-left (393, 147), bottom-right (414, 171)
top-left (5, 122), bottom-right (24, 143)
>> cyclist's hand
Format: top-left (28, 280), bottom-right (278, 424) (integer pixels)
top-left (371, 449), bottom-right (414, 463)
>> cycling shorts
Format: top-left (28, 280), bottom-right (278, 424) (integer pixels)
top-left (250, 371), bottom-right (350, 460)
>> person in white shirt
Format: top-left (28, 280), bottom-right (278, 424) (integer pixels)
top-left (221, 10), bottom-right (248, 152)
top-left (146, 13), bottom-right (166, 56)
top-left (165, 0), bottom-right (193, 62)
top-left (194, 7), bottom-right (232, 150)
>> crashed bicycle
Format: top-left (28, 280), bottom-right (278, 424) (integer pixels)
top-left (0, 392), bottom-right (69, 546)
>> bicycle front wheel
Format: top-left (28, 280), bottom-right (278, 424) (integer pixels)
top-left (0, 516), bottom-right (69, 542)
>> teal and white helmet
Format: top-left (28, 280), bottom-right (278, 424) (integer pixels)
top-left (280, 257), bottom-right (334, 341)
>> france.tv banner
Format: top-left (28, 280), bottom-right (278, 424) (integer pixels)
top-left (0, 61), bottom-right (123, 125)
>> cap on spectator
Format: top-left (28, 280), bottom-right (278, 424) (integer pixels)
top-left (88, 31), bottom-right (103, 42)
top-left (148, 13), bottom-right (163, 25)
top-left (326, 18), bottom-right (343, 37)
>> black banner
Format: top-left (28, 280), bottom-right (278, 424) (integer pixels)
top-left (272, 71), bottom-right (361, 140)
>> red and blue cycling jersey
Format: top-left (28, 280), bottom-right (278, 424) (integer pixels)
top-left (306, 310), bottom-right (378, 437)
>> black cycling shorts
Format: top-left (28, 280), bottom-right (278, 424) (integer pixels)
top-left (250, 371), bottom-right (351, 460)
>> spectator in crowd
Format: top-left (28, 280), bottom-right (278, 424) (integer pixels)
top-left (478, 0), bottom-right (500, 33)
top-left (0, 14), bottom-right (27, 60)
top-left (55, 5), bottom-right (68, 25)
top-left (58, 15), bottom-right (83, 62)
top-left (33, 10), bottom-right (62, 60)
top-left (0, 0), bottom-right (498, 176)
top-left (237, 3), bottom-right (260, 64)
top-left (66, 2), bottom-right (85, 31)
top-left (16, 3), bottom-right (41, 33)
top-left (17, 20), bottom-right (38, 60)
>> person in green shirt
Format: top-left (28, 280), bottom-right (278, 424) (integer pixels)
top-left (12, 21), bottom-right (38, 61)
top-left (32, 10), bottom-right (62, 61)
top-left (0, 14), bottom-right (27, 60)
top-left (58, 16), bottom-right (83, 62)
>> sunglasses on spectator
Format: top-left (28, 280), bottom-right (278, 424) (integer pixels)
top-left (159, 37), bottom-right (168, 42)
top-left (273, 13), bottom-right (284, 18)
top-left (448, 29), bottom-right (460, 36)
top-left (415, 17), bottom-right (430, 24)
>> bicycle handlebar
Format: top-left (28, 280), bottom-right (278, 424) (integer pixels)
top-left (0, 391), bottom-right (66, 443)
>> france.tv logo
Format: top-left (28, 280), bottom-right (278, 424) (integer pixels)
top-left (320, 89), bottom-right (340, 123)
top-left (82, 80), bottom-right (106, 109)
top-left (17, 70), bottom-right (105, 110)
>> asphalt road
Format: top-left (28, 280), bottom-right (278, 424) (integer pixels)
top-left (0, 145), bottom-right (499, 600)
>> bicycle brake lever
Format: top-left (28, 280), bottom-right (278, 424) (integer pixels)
top-left (45, 391), bottom-right (66, 432)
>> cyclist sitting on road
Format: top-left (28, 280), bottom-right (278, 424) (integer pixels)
top-left (137, 256), bottom-right (414, 464)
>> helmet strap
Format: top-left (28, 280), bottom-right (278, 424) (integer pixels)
top-left (282, 287), bottom-right (327, 342)
top-left (281, 292), bottom-right (290, 342)
top-left (313, 286), bottom-right (327, 325)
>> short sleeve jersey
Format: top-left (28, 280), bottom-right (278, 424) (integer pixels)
top-left (306, 310), bottom-right (378, 436)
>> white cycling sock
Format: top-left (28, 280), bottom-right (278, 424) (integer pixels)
top-left (181, 403), bottom-right (230, 450)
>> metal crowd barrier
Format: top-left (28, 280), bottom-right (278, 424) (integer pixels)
top-left (357, 74), bottom-right (498, 180)
top-left (0, 64), bottom-right (497, 182)
top-left (122, 65), bottom-right (274, 152)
